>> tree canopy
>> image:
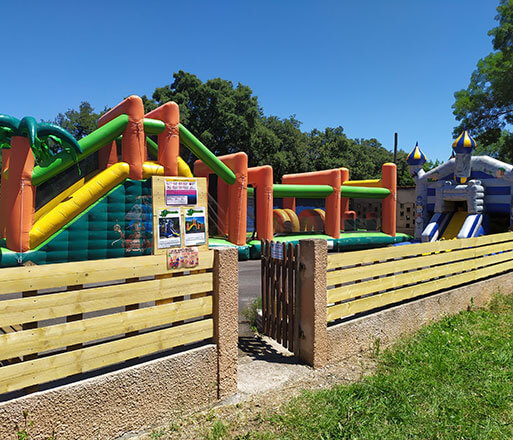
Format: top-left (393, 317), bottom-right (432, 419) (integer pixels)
top-left (453, 0), bottom-right (513, 162)
top-left (52, 71), bottom-right (414, 186)
top-left (54, 102), bottom-right (107, 140)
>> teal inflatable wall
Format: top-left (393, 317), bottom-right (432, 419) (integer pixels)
top-left (0, 179), bottom-right (153, 267)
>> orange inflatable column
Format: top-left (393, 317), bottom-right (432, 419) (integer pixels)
top-left (0, 148), bottom-right (11, 238)
top-left (194, 153), bottom-right (248, 246)
top-left (98, 95), bottom-right (145, 180)
top-left (324, 169), bottom-right (341, 239)
top-left (283, 196), bottom-right (296, 211)
top-left (145, 102), bottom-right (179, 176)
top-left (98, 141), bottom-right (118, 170)
top-left (193, 161), bottom-right (209, 179)
top-left (248, 165), bottom-right (273, 241)
top-left (194, 161), bottom-right (228, 236)
top-left (381, 163), bottom-right (397, 236)
top-left (282, 169), bottom-right (341, 239)
top-left (5, 137), bottom-right (35, 252)
top-left (217, 179), bottom-right (230, 236)
top-left (339, 167), bottom-right (349, 231)
top-left (227, 153), bottom-right (248, 246)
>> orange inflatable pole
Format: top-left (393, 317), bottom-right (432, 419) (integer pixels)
top-left (0, 148), bottom-right (11, 238)
top-left (194, 152), bottom-right (248, 246)
top-left (282, 169), bottom-right (341, 238)
top-left (381, 163), bottom-right (397, 236)
top-left (217, 179), bottom-right (230, 236)
top-left (339, 167), bottom-right (349, 231)
top-left (248, 165), bottom-right (273, 241)
top-left (144, 102), bottom-right (180, 176)
top-left (98, 95), bottom-right (145, 180)
top-left (5, 137), bottom-right (35, 252)
top-left (194, 161), bottom-right (228, 235)
top-left (194, 162), bottom-right (209, 178)
top-left (283, 196), bottom-right (295, 211)
top-left (98, 141), bottom-right (118, 170)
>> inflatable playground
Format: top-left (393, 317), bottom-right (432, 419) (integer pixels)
top-left (407, 131), bottom-right (513, 242)
top-left (0, 94), bottom-right (434, 267)
top-left (202, 159), bottom-right (411, 258)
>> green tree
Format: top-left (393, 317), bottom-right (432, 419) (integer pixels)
top-left (52, 71), bottom-right (412, 186)
top-left (143, 71), bottom-right (261, 164)
top-left (54, 102), bottom-right (106, 140)
top-left (255, 116), bottom-right (310, 180)
top-left (453, 0), bottom-right (513, 160)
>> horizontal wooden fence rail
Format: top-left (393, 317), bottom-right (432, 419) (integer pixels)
top-left (0, 251), bottom-right (215, 394)
top-left (0, 252), bottom-right (214, 296)
top-left (326, 232), bottom-right (513, 322)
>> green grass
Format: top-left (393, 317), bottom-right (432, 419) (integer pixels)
top-left (249, 293), bottom-right (513, 439)
top-left (242, 297), bottom-right (262, 332)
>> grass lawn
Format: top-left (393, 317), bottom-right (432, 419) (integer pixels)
top-left (236, 293), bottom-right (513, 439)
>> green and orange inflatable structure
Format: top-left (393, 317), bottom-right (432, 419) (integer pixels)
top-left (0, 94), bottom-right (408, 266)
top-left (0, 96), bottom-right (237, 266)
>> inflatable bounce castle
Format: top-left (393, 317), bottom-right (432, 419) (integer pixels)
top-left (408, 131), bottom-right (513, 242)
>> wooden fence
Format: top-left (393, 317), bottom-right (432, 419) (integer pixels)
top-left (261, 240), bottom-right (299, 352)
top-left (0, 251), bottom-right (215, 395)
top-left (326, 232), bottom-right (513, 322)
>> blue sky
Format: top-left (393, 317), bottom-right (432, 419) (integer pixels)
top-left (0, 0), bottom-right (500, 162)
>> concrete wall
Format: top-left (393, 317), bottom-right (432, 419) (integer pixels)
top-left (295, 238), bottom-right (513, 369)
top-left (397, 186), bottom-right (415, 235)
top-left (0, 248), bottom-right (239, 439)
top-left (0, 346), bottom-right (218, 439)
top-left (327, 271), bottom-right (513, 364)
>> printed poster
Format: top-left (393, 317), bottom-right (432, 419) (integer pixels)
top-left (271, 242), bottom-right (284, 260)
top-left (184, 207), bottom-right (207, 246)
top-left (167, 247), bottom-right (200, 270)
top-left (157, 209), bottom-right (181, 249)
top-left (165, 179), bottom-right (197, 206)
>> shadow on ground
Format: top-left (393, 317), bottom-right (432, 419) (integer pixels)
top-left (238, 335), bottom-right (298, 365)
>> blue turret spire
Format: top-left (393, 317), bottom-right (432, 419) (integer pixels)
top-left (406, 142), bottom-right (427, 166)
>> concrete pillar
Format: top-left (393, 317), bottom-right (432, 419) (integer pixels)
top-left (297, 239), bottom-right (328, 368)
top-left (213, 247), bottom-right (239, 398)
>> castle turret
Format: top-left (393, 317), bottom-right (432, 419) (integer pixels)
top-left (452, 130), bottom-right (476, 184)
top-left (406, 142), bottom-right (427, 178)
top-left (407, 142), bottom-right (428, 239)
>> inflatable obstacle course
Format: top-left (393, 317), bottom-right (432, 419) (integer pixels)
top-left (0, 97), bottom-right (221, 266)
top-left (0, 94), bottom-right (410, 266)
top-left (195, 157), bottom-right (409, 258)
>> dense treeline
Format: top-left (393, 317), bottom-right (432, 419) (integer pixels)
top-left (54, 71), bottom-right (415, 186)
top-left (7, 1), bottom-right (513, 191)
top-left (453, 0), bottom-right (513, 162)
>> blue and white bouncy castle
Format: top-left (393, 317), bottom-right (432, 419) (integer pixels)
top-left (407, 131), bottom-right (513, 242)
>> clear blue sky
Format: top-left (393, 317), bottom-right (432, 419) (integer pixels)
top-left (0, 0), bottom-right (500, 162)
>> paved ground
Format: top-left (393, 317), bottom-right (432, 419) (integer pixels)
top-left (238, 260), bottom-right (261, 320)
top-left (124, 334), bottom-right (376, 439)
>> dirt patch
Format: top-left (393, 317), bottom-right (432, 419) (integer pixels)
top-left (119, 333), bottom-right (377, 439)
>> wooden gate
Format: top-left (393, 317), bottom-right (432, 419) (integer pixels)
top-left (261, 240), bottom-right (299, 353)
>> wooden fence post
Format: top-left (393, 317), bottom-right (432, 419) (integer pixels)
top-left (297, 239), bottom-right (328, 368)
top-left (213, 247), bottom-right (239, 399)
